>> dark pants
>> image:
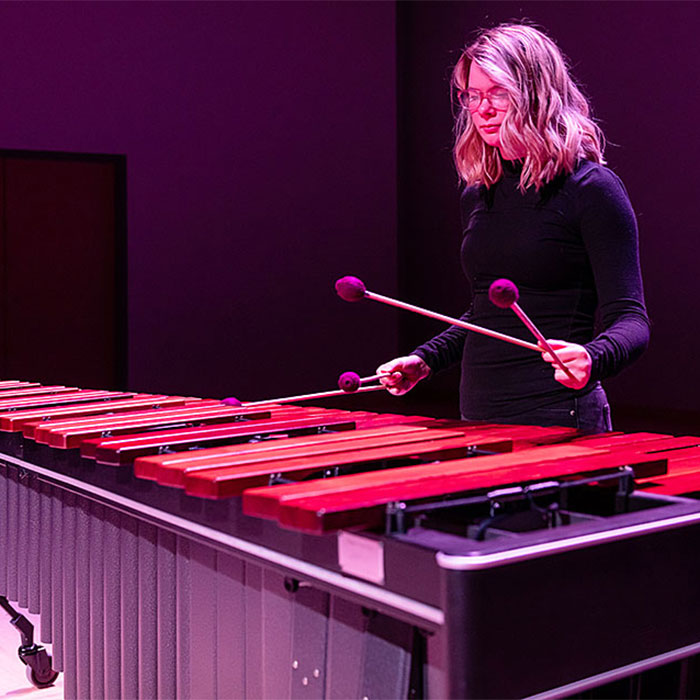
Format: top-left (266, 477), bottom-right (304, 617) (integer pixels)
top-left (463, 382), bottom-right (613, 434)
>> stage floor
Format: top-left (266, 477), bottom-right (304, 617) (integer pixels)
top-left (0, 606), bottom-right (62, 699)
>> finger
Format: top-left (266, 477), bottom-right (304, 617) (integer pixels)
top-left (376, 362), bottom-right (404, 381)
top-left (542, 352), bottom-right (568, 365)
top-left (540, 347), bottom-right (570, 364)
top-left (387, 383), bottom-right (407, 396)
top-left (379, 374), bottom-right (402, 389)
top-left (554, 368), bottom-right (586, 389)
top-left (553, 370), bottom-right (576, 388)
top-left (396, 376), bottom-right (414, 391)
top-left (542, 349), bottom-right (581, 364)
top-left (539, 339), bottom-right (566, 352)
top-left (393, 373), bottom-right (420, 395)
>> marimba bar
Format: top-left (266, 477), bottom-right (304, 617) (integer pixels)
top-left (1, 379), bottom-right (700, 699)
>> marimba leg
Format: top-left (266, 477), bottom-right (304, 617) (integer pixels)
top-left (38, 479), bottom-right (53, 643)
top-left (120, 514), bottom-right (139, 698)
top-left (215, 552), bottom-right (246, 697)
top-left (61, 490), bottom-right (77, 698)
top-left (188, 541), bottom-right (217, 698)
top-left (88, 501), bottom-right (105, 698)
top-left (0, 463), bottom-right (8, 598)
top-left (75, 497), bottom-right (91, 697)
top-left (50, 483), bottom-right (64, 672)
top-left (103, 506), bottom-right (122, 698)
top-left (138, 521), bottom-right (158, 699)
top-left (17, 475), bottom-right (29, 609)
top-left (7, 468), bottom-right (19, 603)
top-left (175, 536), bottom-right (191, 698)
top-left (26, 474), bottom-right (40, 614)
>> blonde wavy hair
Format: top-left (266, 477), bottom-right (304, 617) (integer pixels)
top-left (453, 23), bottom-right (605, 190)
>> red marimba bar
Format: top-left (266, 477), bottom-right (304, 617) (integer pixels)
top-left (1, 380), bottom-right (700, 698)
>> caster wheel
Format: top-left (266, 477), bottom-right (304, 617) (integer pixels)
top-left (26, 663), bottom-right (59, 688)
top-left (18, 645), bottom-right (59, 688)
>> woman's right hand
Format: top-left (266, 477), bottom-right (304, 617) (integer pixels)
top-left (376, 355), bottom-right (431, 395)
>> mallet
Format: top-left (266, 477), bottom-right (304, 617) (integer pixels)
top-left (335, 276), bottom-right (540, 352)
top-left (488, 278), bottom-right (577, 382)
top-left (222, 370), bottom-right (389, 407)
top-left (337, 370), bottom-right (398, 393)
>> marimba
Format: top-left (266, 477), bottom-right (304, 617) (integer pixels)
top-left (1, 381), bottom-right (700, 699)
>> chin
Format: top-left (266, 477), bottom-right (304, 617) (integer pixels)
top-left (480, 134), bottom-right (502, 149)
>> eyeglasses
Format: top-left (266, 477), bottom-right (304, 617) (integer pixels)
top-left (457, 88), bottom-right (510, 113)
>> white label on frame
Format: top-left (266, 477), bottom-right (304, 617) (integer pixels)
top-left (337, 531), bottom-right (385, 585)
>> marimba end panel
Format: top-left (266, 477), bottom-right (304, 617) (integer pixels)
top-left (440, 515), bottom-right (700, 699)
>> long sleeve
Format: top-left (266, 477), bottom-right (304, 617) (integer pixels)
top-left (577, 168), bottom-right (650, 381)
top-left (412, 304), bottom-right (473, 373)
top-left (408, 160), bottom-right (649, 420)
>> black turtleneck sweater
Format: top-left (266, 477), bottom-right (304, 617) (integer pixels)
top-left (413, 159), bottom-right (650, 421)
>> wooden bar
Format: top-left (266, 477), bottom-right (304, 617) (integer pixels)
top-left (84, 411), bottom-right (432, 464)
top-left (641, 473), bottom-right (700, 495)
top-left (635, 444), bottom-right (700, 494)
top-left (159, 424), bottom-right (594, 499)
top-left (0, 381), bottom-right (40, 390)
top-left (0, 395), bottom-right (190, 433)
top-left (0, 385), bottom-right (79, 399)
top-left (570, 431), bottom-right (673, 447)
top-left (572, 434), bottom-right (700, 452)
top-left (2, 380), bottom-right (700, 699)
top-left (34, 404), bottom-right (278, 448)
top-left (85, 413), bottom-right (361, 464)
top-left (0, 390), bottom-right (134, 411)
top-left (132, 421), bottom-right (579, 490)
top-left (241, 444), bottom-right (667, 529)
top-left (184, 435), bottom-right (508, 499)
top-left (134, 424), bottom-right (470, 486)
top-left (270, 452), bottom-right (666, 533)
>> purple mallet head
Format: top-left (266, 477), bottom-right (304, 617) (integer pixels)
top-left (335, 276), bottom-right (367, 302)
top-left (488, 279), bottom-right (519, 308)
top-left (221, 396), bottom-right (243, 407)
top-left (338, 371), bottom-right (361, 393)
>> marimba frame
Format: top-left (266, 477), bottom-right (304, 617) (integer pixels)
top-left (2, 388), bottom-right (700, 698)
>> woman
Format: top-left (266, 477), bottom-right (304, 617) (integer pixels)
top-left (378, 23), bottom-right (649, 433)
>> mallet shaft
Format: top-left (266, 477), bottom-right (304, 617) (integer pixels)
top-left (366, 290), bottom-right (540, 352)
top-left (242, 383), bottom-right (383, 407)
top-left (511, 303), bottom-right (577, 382)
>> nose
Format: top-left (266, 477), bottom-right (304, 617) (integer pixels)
top-left (477, 96), bottom-right (496, 118)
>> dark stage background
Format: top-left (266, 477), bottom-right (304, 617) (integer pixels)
top-left (0, 1), bottom-right (697, 431)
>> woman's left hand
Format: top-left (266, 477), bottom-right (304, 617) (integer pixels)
top-left (539, 339), bottom-right (592, 390)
